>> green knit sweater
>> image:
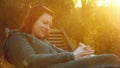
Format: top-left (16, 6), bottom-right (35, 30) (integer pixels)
top-left (4, 30), bottom-right (74, 68)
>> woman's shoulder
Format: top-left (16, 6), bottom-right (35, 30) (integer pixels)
top-left (8, 30), bottom-right (31, 37)
top-left (7, 30), bottom-right (41, 43)
top-left (6, 30), bottom-right (33, 41)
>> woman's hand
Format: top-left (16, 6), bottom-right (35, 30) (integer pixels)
top-left (73, 46), bottom-right (94, 60)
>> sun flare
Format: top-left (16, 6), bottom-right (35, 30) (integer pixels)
top-left (97, 0), bottom-right (120, 7)
top-left (73, 0), bottom-right (82, 8)
top-left (115, 0), bottom-right (120, 6)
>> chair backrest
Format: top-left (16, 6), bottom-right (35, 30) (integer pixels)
top-left (48, 27), bottom-right (74, 51)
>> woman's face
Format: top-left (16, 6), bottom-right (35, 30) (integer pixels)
top-left (32, 13), bottom-right (53, 40)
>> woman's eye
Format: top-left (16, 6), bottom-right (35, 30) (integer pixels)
top-left (43, 20), bottom-right (52, 27)
top-left (43, 20), bottom-right (48, 25)
top-left (44, 22), bottom-right (48, 25)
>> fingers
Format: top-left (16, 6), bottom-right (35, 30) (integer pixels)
top-left (85, 50), bottom-right (94, 55)
top-left (78, 50), bottom-right (94, 57)
top-left (84, 46), bottom-right (92, 50)
top-left (73, 50), bottom-right (94, 60)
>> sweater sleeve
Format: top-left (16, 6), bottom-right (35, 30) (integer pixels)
top-left (7, 34), bottom-right (74, 67)
top-left (51, 44), bottom-right (66, 52)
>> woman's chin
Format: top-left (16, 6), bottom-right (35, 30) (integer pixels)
top-left (38, 35), bottom-right (46, 40)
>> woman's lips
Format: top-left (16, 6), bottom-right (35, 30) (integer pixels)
top-left (41, 30), bottom-right (48, 35)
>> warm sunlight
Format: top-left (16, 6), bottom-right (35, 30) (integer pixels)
top-left (115, 0), bottom-right (120, 6)
top-left (97, 1), bottom-right (102, 7)
top-left (97, 0), bottom-right (112, 7)
top-left (97, 0), bottom-right (120, 7)
top-left (73, 0), bottom-right (82, 8)
top-left (104, 0), bottom-right (112, 6)
top-left (29, 5), bottom-right (32, 8)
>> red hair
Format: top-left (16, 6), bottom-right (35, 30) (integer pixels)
top-left (19, 5), bottom-right (54, 34)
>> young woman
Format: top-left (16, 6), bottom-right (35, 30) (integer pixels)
top-left (3, 5), bottom-right (120, 68)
